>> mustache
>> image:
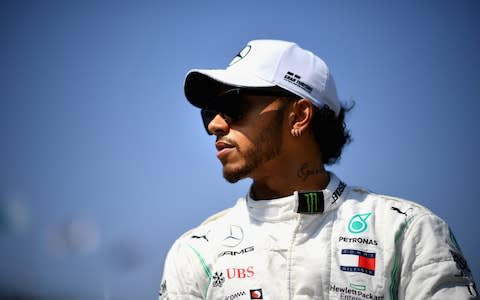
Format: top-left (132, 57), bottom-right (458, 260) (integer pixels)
top-left (216, 136), bottom-right (238, 148)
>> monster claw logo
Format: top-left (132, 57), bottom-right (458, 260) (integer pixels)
top-left (305, 192), bottom-right (318, 213)
top-left (297, 191), bottom-right (324, 213)
top-left (348, 213), bottom-right (372, 234)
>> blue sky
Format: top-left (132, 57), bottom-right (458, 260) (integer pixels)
top-left (1, 1), bottom-right (479, 299)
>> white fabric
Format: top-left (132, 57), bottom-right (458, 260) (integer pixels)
top-left (185, 40), bottom-right (341, 116)
top-left (159, 173), bottom-right (478, 299)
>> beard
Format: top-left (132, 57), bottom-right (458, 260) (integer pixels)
top-left (223, 108), bottom-right (285, 183)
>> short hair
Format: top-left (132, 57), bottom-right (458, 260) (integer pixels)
top-left (311, 104), bottom-right (353, 165)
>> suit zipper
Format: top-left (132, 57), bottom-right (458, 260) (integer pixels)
top-left (287, 215), bottom-right (302, 299)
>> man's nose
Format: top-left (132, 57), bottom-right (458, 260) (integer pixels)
top-left (208, 114), bottom-right (230, 136)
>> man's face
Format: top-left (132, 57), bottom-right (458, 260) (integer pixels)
top-left (206, 94), bottom-right (289, 183)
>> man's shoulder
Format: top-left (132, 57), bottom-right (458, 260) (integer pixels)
top-left (337, 185), bottom-right (448, 235)
top-left (345, 186), bottom-right (434, 215)
top-left (329, 173), bottom-right (433, 217)
top-left (175, 198), bottom-right (248, 245)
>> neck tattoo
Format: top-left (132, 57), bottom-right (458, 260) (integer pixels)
top-left (297, 162), bottom-right (322, 182)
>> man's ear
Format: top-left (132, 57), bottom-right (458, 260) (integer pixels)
top-left (289, 99), bottom-right (314, 137)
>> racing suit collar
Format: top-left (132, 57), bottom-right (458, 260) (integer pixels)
top-left (246, 172), bottom-right (346, 222)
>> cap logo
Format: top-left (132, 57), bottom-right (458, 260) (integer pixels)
top-left (229, 45), bottom-right (251, 66)
top-left (284, 71), bottom-right (313, 93)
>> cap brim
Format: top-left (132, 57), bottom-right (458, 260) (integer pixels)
top-left (184, 69), bottom-right (274, 108)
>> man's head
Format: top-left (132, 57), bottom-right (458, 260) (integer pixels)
top-left (184, 40), bottom-right (351, 183)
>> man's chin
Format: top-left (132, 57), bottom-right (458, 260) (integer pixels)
top-left (222, 167), bottom-right (249, 184)
top-left (222, 171), bottom-right (242, 184)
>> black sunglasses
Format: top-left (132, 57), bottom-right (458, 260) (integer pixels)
top-left (200, 87), bottom-right (300, 135)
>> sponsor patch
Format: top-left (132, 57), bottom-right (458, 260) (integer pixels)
top-left (283, 71), bottom-right (313, 93)
top-left (222, 225), bottom-right (244, 247)
top-left (191, 230), bottom-right (210, 242)
top-left (226, 266), bottom-right (255, 279)
top-left (224, 291), bottom-right (247, 300)
top-left (229, 45), bottom-right (251, 66)
top-left (250, 288), bottom-right (263, 299)
top-left (330, 283), bottom-right (384, 300)
top-left (212, 272), bottom-right (225, 287)
top-left (297, 191), bottom-right (324, 213)
top-left (340, 249), bottom-right (376, 276)
top-left (348, 213), bottom-right (372, 234)
top-left (339, 236), bottom-right (378, 246)
top-left (159, 279), bottom-right (167, 298)
top-left (218, 246), bottom-right (255, 258)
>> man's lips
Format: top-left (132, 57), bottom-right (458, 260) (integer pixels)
top-left (215, 141), bottom-right (234, 151)
top-left (215, 140), bottom-right (235, 159)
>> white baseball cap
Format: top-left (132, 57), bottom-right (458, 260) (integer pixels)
top-left (184, 39), bottom-right (341, 116)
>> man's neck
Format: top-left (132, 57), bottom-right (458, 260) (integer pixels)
top-left (250, 165), bottom-right (330, 200)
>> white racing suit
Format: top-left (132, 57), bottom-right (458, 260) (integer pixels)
top-left (159, 173), bottom-right (477, 299)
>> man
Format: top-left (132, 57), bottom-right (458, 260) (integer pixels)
top-left (159, 40), bottom-right (477, 299)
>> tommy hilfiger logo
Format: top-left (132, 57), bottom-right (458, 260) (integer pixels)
top-left (284, 71), bottom-right (313, 93)
top-left (339, 249), bottom-right (376, 276)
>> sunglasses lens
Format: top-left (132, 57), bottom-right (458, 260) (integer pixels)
top-left (201, 109), bottom-right (217, 134)
top-left (201, 106), bottom-right (242, 134)
top-left (199, 87), bottom-right (293, 135)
